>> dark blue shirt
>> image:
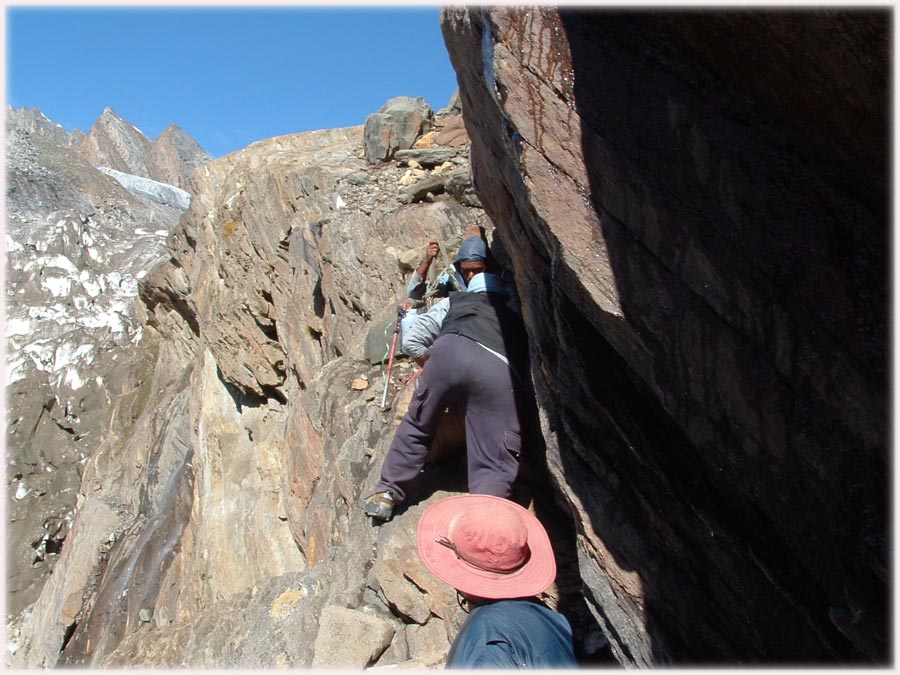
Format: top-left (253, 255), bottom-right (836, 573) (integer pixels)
top-left (446, 599), bottom-right (577, 669)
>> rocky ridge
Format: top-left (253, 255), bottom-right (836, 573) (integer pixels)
top-left (5, 106), bottom-right (84, 149)
top-left (5, 107), bottom-right (206, 623)
top-left (9, 97), bottom-right (538, 669)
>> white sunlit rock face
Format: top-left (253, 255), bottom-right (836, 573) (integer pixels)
top-left (4, 203), bottom-right (177, 622)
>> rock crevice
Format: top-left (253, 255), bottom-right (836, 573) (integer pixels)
top-left (441, 6), bottom-right (887, 664)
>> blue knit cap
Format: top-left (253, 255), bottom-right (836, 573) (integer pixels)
top-left (454, 237), bottom-right (488, 263)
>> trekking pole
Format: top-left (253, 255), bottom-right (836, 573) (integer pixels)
top-left (381, 304), bottom-right (406, 409)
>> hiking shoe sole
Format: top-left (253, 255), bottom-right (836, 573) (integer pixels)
top-left (364, 491), bottom-right (395, 521)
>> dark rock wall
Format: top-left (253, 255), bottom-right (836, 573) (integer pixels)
top-left (441, 7), bottom-right (888, 664)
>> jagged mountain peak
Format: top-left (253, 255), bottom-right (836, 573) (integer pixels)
top-left (79, 108), bottom-right (152, 178)
top-left (158, 122), bottom-right (183, 135)
top-left (77, 108), bottom-right (209, 189)
top-left (98, 105), bottom-right (126, 122)
top-left (149, 123), bottom-right (210, 188)
top-left (93, 106), bottom-right (145, 137)
top-left (7, 104), bottom-right (50, 124)
top-left (154, 122), bottom-right (207, 154)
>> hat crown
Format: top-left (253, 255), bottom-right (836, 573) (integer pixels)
top-left (450, 504), bottom-right (529, 573)
top-left (454, 236), bottom-right (488, 263)
top-left (417, 494), bottom-right (557, 600)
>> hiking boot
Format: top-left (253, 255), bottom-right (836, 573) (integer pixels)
top-left (364, 490), bottom-right (395, 521)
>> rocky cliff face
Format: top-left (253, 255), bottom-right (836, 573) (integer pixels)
top-left (9, 102), bottom-right (517, 669)
top-left (7, 8), bottom-right (888, 669)
top-left (440, 6), bottom-right (888, 665)
top-left (5, 107), bottom-right (206, 632)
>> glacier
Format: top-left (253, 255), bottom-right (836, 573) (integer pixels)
top-left (98, 166), bottom-right (191, 210)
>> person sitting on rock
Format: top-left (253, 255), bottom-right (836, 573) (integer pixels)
top-left (416, 494), bottom-right (577, 668)
top-left (364, 235), bottom-right (527, 521)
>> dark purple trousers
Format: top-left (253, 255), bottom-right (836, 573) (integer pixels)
top-left (377, 333), bottom-right (522, 503)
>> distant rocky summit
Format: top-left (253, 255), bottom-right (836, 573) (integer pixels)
top-left (77, 106), bottom-right (210, 189)
top-left (6, 106), bottom-right (84, 149)
top-left (6, 7), bottom-right (889, 670)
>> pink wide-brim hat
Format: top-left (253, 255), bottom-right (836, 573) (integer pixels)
top-left (416, 494), bottom-right (557, 599)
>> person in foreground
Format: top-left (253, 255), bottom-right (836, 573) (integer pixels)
top-left (417, 494), bottom-right (577, 669)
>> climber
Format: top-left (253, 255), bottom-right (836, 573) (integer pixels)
top-left (364, 235), bottom-right (527, 521)
top-left (416, 494), bottom-right (577, 668)
top-left (405, 225), bottom-right (488, 302)
top-left (401, 234), bottom-right (521, 363)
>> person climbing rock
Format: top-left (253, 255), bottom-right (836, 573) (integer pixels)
top-left (405, 225), bottom-right (488, 302)
top-left (364, 236), bottom-right (528, 521)
top-left (416, 494), bottom-right (577, 668)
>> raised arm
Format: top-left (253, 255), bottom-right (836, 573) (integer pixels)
top-left (406, 241), bottom-right (440, 300)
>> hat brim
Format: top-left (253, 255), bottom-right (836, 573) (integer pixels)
top-left (416, 495), bottom-right (556, 599)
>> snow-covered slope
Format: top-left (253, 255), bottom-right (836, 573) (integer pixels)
top-left (5, 106), bottom-right (202, 621)
top-left (6, 211), bottom-right (169, 389)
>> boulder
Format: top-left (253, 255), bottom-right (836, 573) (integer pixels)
top-left (364, 96), bottom-right (434, 164)
top-left (395, 147), bottom-right (466, 168)
top-left (399, 176), bottom-right (443, 204)
top-left (437, 89), bottom-right (463, 116)
top-left (444, 165), bottom-right (480, 207)
top-left (311, 606), bottom-right (395, 668)
top-left (404, 619), bottom-right (452, 667)
top-left (434, 115), bottom-right (470, 147)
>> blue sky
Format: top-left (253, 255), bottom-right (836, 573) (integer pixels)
top-left (7, 7), bottom-right (459, 158)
